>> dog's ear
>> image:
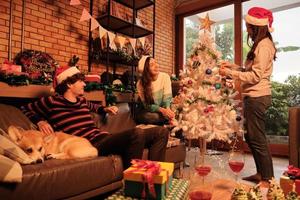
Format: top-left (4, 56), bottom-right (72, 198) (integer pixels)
top-left (8, 126), bottom-right (23, 143)
top-left (43, 134), bottom-right (55, 144)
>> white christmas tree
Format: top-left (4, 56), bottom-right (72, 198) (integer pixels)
top-left (171, 14), bottom-right (244, 142)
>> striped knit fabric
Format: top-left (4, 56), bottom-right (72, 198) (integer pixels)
top-left (21, 95), bottom-right (106, 142)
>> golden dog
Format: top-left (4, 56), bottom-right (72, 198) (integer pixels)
top-left (8, 126), bottom-right (98, 163)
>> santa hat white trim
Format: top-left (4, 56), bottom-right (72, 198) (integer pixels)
top-left (138, 55), bottom-right (150, 73)
top-left (57, 67), bottom-right (81, 84)
top-left (245, 13), bottom-right (274, 32)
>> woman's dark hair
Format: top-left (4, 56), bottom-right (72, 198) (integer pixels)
top-left (246, 23), bottom-right (277, 61)
top-left (55, 73), bottom-right (85, 95)
top-left (141, 57), bottom-right (154, 105)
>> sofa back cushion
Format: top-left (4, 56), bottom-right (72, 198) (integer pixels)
top-left (0, 103), bottom-right (35, 132)
top-left (94, 103), bottom-right (136, 134)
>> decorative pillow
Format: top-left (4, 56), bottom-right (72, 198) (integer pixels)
top-left (0, 134), bottom-right (33, 164)
top-left (0, 154), bottom-right (22, 183)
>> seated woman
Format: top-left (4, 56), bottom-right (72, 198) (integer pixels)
top-left (136, 55), bottom-right (175, 125)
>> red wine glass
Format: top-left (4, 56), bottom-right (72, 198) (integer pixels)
top-left (228, 150), bottom-right (245, 182)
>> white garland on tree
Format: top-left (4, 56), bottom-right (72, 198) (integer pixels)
top-left (171, 29), bottom-right (244, 142)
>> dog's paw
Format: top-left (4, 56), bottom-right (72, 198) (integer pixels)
top-left (45, 154), bottom-right (55, 160)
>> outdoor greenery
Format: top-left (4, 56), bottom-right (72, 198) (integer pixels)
top-left (185, 20), bottom-right (300, 136)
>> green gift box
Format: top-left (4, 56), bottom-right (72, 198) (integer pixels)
top-left (123, 161), bottom-right (174, 199)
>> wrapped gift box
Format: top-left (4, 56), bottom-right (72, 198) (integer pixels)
top-left (124, 161), bottom-right (174, 199)
top-left (1, 63), bottom-right (22, 73)
top-left (107, 178), bottom-right (190, 200)
top-left (280, 175), bottom-right (300, 196)
top-left (0, 63), bottom-right (23, 75)
top-left (85, 74), bottom-right (101, 83)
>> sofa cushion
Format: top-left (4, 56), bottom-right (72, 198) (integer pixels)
top-left (0, 155), bottom-right (123, 200)
top-left (0, 155), bottom-right (22, 183)
top-left (0, 134), bottom-right (34, 164)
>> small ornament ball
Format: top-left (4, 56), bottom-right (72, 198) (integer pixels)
top-left (205, 68), bottom-right (212, 75)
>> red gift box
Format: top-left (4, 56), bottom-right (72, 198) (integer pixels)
top-left (1, 63), bottom-right (22, 73)
top-left (280, 165), bottom-right (300, 195)
top-left (85, 74), bottom-right (101, 83)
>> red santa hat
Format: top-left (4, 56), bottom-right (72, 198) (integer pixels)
top-left (138, 55), bottom-right (150, 74)
top-left (53, 66), bottom-right (81, 88)
top-left (245, 7), bottom-right (274, 32)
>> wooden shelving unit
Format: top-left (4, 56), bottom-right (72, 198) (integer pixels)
top-left (0, 82), bottom-right (105, 103)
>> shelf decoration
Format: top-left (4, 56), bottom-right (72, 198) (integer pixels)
top-left (70, 0), bottom-right (150, 52)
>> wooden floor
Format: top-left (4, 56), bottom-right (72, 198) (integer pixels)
top-left (182, 148), bottom-right (288, 188)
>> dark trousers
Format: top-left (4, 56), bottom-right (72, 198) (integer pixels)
top-left (142, 126), bottom-right (169, 161)
top-left (91, 126), bottom-right (169, 169)
top-left (244, 95), bottom-right (274, 180)
top-left (91, 128), bottom-right (145, 169)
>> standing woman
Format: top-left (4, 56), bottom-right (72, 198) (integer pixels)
top-left (220, 7), bottom-right (277, 185)
top-left (136, 56), bottom-right (175, 125)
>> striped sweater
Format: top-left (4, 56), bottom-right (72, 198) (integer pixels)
top-left (21, 95), bottom-right (106, 142)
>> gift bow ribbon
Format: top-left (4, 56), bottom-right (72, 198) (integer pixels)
top-left (125, 159), bottom-right (162, 198)
top-left (285, 165), bottom-right (300, 179)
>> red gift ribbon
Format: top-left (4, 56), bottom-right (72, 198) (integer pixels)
top-left (286, 165), bottom-right (300, 178)
top-left (125, 159), bottom-right (162, 198)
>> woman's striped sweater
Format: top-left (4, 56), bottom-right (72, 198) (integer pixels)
top-left (21, 95), bottom-right (106, 142)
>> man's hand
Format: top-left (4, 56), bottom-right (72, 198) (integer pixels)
top-left (37, 120), bottom-right (54, 135)
top-left (104, 106), bottom-right (118, 115)
top-left (159, 107), bottom-right (175, 119)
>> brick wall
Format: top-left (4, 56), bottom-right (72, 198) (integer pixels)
top-left (0, 0), bottom-right (175, 75)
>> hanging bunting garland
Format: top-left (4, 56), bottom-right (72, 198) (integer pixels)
top-left (99, 26), bottom-right (107, 39)
top-left (138, 37), bottom-right (145, 48)
top-left (129, 38), bottom-right (137, 53)
top-left (90, 18), bottom-right (100, 31)
top-left (117, 35), bottom-right (126, 49)
top-left (80, 8), bottom-right (91, 22)
top-left (107, 32), bottom-right (117, 50)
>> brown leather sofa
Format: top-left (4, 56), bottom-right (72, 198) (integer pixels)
top-left (0, 103), bottom-right (186, 200)
top-left (288, 107), bottom-right (300, 167)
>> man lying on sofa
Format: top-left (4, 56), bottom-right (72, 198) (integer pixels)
top-left (20, 66), bottom-right (169, 169)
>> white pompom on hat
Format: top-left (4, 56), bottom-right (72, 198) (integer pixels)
top-left (56, 66), bottom-right (81, 85)
top-left (138, 55), bottom-right (150, 73)
top-left (245, 7), bottom-right (274, 32)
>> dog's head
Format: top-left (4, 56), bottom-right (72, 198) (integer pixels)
top-left (8, 126), bottom-right (47, 163)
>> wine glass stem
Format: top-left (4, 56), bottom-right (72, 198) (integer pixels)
top-left (202, 176), bottom-right (204, 185)
top-left (235, 173), bottom-right (238, 183)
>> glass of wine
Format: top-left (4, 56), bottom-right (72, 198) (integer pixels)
top-left (228, 149), bottom-right (245, 182)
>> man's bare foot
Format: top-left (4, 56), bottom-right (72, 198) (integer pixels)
top-left (258, 180), bottom-right (270, 188)
top-left (242, 173), bottom-right (262, 183)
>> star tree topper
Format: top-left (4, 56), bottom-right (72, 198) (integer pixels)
top-left (199, 13), bottom-right (215, 32)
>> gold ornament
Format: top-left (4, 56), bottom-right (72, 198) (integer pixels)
top-left (199, 13), bottom-right (215, 32)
